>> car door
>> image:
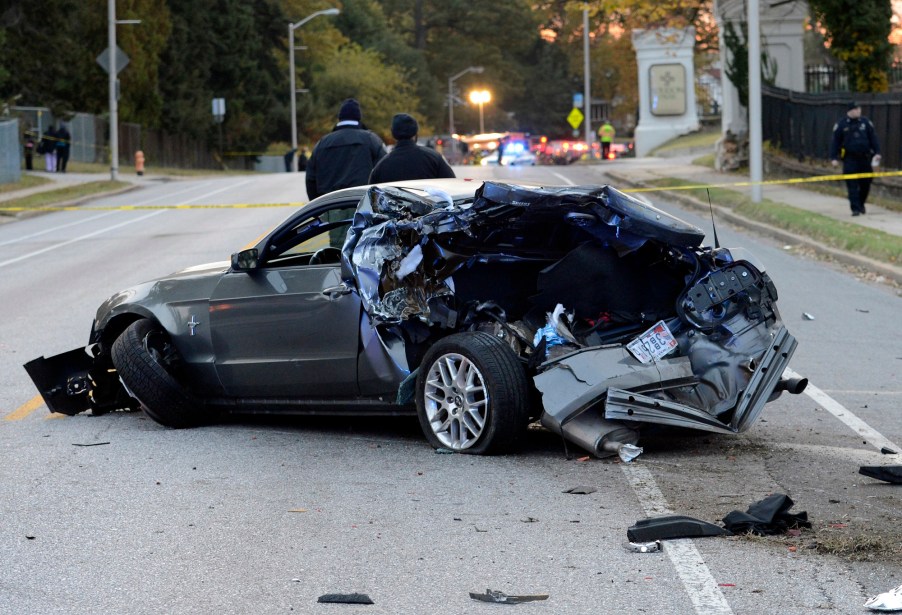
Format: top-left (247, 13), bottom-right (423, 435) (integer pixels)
top-left (208, 200), bottom-right (361, 398)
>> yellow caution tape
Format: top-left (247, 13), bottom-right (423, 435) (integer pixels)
top-left (2, 168), bottom-right (901, 213)
top-left (625, 169), bottom-right (902, 193)
top-left (0, 202), bottom-right (307, 213)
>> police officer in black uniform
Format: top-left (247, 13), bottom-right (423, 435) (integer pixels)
top-left (829, 101), bottom-right (881, 216)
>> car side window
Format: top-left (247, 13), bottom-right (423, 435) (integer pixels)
top-left (265, 203), bottom-right (357, 265)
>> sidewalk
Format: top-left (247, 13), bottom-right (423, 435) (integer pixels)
top-left (602, 154), bottom-right (902, 284)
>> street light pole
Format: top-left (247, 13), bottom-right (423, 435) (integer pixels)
top-left (289, 7), bottom-right (339, 172)
top-left (448, 66), bottom-right (483, 135)
top-left (108, 0), bottom-right (118, 180)
top-left (106, 0), bottom-right (140, 181)
top-left (468, 90), bottom-right (491, 134)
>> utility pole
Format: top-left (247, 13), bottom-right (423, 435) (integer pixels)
top-left (108, 0), bottom-right (118, 181)
top-left (583, 7), bottom-right (592, 146)
top-left (748, 0), bottom-right (763, 203)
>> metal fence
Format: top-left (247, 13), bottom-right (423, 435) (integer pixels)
top-left (762, 84), bottom-right (901, 170)
top-left (805, 64), bottom-right (902, 93)
top-left (0, 119), bottom-right (22, 184)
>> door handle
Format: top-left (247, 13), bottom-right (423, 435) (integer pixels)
top-left (322, 282), bottom-right (352, 298)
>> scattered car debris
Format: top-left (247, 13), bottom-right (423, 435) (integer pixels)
top-left (563, 486), bottom-right (597, 494)
top-left (469, 589), bottom-right (549, 604)
top-left (865, 583), bottom-right (902, 612)
top-left (722, 493), bottom-right (811, 535)
top-left (626, 540), bottom-right (662, 553)
top-left (802, 312), bottom-right (815, 320)
top-left (627, 515), bottom-right (730, 542)
top-left (859, 466), bottom-right (902, 484)
top-left (317, 593), bottom-right (374, 605)
top-left (881, 447), bottom-right (898, 455)
top-left (72, 442), bottom-right (110, 447)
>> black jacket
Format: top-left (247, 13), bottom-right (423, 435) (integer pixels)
top-left (305, 124), bottom-right (387, 200)
top-left (369, 140), bottom-right (456, 184)
top-left (829, 115), bottom-right (880, 162)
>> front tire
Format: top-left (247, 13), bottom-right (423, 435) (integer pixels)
top-left (111, 319), bottom-right (208, 428)
top-left (416, 332), bottom-right (530, 455)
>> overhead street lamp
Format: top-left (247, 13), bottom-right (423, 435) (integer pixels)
top-left (289, 7), bottom-right (340, 172)
top-left (448, 66), bottom-right (483, 136)
top-left (468, 89), bottom-right (491, 134)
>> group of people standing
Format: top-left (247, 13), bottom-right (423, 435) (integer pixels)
top-left (304, 98), bottom-right (454, 201)
top-left (23, 124), bottom-right (71, 173)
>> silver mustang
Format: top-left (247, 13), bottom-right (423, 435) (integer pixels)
top-left (24, 179), bottom-right (806, 458)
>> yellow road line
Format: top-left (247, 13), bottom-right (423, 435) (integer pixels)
top-left (4, 395), bottom-right (45, 421)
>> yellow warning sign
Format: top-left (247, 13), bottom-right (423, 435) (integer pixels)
top-left (567, 107), bottom-right (584, 130)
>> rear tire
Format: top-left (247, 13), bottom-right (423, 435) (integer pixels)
top-left (111, 319), bottom-right (208, 428)
top-left (416, 332), bottom-right (530, 455)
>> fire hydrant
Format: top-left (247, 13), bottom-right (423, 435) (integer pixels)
top-left (135, 150), bottom-right (145, 176)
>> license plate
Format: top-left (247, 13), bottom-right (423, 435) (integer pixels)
top-left (627, 320), bottom-right (678, 364)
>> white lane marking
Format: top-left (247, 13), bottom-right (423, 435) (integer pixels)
top-left (0, 210), bottom-right (166, 268)
top-left (551, 171), bottom-right (576, 185)
top-left (622, 464), bottom-right (735, 615)
top-left (786, 367), bottom-right (902, 453)
top-left (0, 181), bottom-right (216, 248)
top-left (176, 178), bottom-right (254, 205)
top-left (0, 179), bottom-right (257, 269)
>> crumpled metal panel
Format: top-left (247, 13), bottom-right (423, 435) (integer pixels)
top-left (535, 345), bottom-right (696, 429)
top-left (604, 325), bottom-right (797, 433)
top-left (340, 182), bottom-right (705, 324)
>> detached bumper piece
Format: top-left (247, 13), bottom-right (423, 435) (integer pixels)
top-left (23, 347), bottom-right (130, 417)
top-left (605, 325), bottom-right (798, 434)
top-left (23, 349), bottom-right (95, 416)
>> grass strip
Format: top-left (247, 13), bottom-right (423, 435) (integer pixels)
top-left (0, 174), bottom-right (52, 194)
top-left (0, 180), bottom-right (130, 212)
top-left (650, 177), bottom-right (902, 265)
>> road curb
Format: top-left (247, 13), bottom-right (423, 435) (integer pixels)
top-left (606, 171), bottom-right (902, 287)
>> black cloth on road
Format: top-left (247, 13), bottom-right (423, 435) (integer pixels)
top-left (722, 493), bottom-right (811, 536)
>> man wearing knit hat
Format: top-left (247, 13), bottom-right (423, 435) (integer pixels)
top-left (369, 113), bottom-right (455, 183)
top-left (305, 98), bottom-right (387, 200)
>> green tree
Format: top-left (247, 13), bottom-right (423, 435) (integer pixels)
top-left (808, 0), bottom-right (893, 92)
top-left (306, 44), bottom-right (422, 142)
top-left (159, 0), bottom-right (286, 153)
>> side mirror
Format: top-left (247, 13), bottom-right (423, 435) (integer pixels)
top-left (231, 248), bottom-right (259, 271)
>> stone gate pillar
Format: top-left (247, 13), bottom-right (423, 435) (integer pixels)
top-left (714, 0), bottom-right (808, 135)
top-left (631, 27), bottom-right (700, 157)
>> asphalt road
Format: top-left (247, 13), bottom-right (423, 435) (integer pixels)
top-left (1, 165), bottom-right (900, 614)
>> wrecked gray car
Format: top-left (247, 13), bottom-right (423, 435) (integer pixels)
top-left (24, 179), bottom-right (806, 457)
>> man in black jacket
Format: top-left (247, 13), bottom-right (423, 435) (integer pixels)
top-left (305, 99), bottom-right (387, 200)
top-left (369, 113), bottom-right (455, 183)
top-left (829, 101), bottom-right (881, 216)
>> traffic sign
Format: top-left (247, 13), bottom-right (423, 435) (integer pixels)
top-left (96, 46), bottom-right (130, 75)
top-left (567, 107), bottom-right (584, 130)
